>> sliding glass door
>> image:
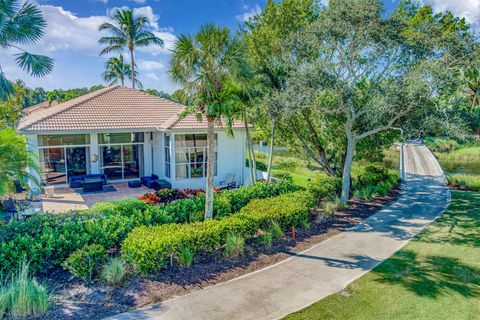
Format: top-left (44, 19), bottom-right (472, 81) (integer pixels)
top-left (39, 146), bottom-right (90, 186)
top-left (40, 148), bottom-right (67, 185)
top-left (99, 143), bottom-right (144, 180)
top-left (100, 146), bottom-right (123, 180)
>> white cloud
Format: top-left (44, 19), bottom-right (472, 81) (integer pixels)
top-left (34, 5), bottom-right (111, 55)
top-left (236, 4), bottom-right (261, 22)
top-left (137, 59), bottom-right (164, 71)
top-left (29, 5), bottom-right (176, 57)
top-left (420, 0), bottom-right (480, 30)
top-left (144, 72), bottom-right (160, 81)
top-left (133, 6), bottom-right (159, 30)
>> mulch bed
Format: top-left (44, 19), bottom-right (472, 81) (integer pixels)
top-left (36, 186), bottom-right (402, 320)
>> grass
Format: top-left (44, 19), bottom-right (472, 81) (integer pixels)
top-left (101, 257), bottom-right (126, 286)
top-left (436, 147), bottom-right (480, 176)
top-left (284, 191), bottom-right (480, 320)
top-left (224, 234), bottom-right (245, 258)
top-left (0, 261), bottom-right (49, 318)
top-left (447, 174), bottom-right (480, 192)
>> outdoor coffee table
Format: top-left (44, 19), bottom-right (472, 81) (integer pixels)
top-left (83, 179), bottom-right (104, 192)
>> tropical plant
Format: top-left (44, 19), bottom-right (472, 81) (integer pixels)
top-left (0, 128), bottom-right (39, 196)
top-left (0, 0), bottom-right (54, 100)
top-left (98, 8), bottom-right (163, 89)
top-left (169, 23), bottom-right (245, 219)
top-left (0, 80), bottom-right (26, 128)
top-left (102, 54), bottom-right (141, 87)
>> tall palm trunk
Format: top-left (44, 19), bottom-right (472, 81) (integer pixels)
top-left (205, 116), bottom-right (215, 220)
top-left (243, 109), bottom-right (256, 184)
top-left (130, 48), bottom-right (136, 89)
top-left (121, 75), bottom-right (124, 87)
top-left (266, 118), bottom-right (275, 183)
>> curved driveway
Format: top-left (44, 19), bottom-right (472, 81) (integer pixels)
top-left (108, 143), bottom-right (451, 320)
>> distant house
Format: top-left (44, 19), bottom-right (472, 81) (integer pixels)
top-left (17, 86), bottom-right (248, 189)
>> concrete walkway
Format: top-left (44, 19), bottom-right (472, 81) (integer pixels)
top-left (108, 143), bottom-right (451, 320)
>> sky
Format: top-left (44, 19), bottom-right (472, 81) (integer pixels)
top-left (1, 0), bottom-right (480, 94)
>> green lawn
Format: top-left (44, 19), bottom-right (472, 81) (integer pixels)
top-left (284, 191), bottom-right (480, 320)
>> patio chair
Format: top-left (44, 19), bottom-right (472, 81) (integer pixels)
top-left (2, 198), bottom-right (18, 220)
top-left (218, 174), bottom-right (236, 190)
top-left (44, 186), bottom-right (55, 198)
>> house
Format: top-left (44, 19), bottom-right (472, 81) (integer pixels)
top-left (17, 86), bottom-right (248, 190)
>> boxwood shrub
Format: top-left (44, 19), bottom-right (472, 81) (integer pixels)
top-left (121, 191), bottom-right (314, 273)
top-left (0, 181), bottom-right (297, 275)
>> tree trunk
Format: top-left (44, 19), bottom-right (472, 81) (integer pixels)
top-left (243, 110), bottom-right (256, 184)
top-left (121, 75), bottom-right (124, 87)
top-left (205, 116), bottom-right (215, 220)
top-left (266, 118), bottom-right (275, 183)
top-left (340, 134), bottom-right (355, 205)
top-left (130, 49), bottom-right (135, 89)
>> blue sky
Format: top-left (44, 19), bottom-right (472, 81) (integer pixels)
top-left (1, 0), bottom-right (478, 93)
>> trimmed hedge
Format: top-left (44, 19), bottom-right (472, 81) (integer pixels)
top-left (0, 181), bottom-right (297, 274)
top-left (121, 191), bottom-right (314, 273)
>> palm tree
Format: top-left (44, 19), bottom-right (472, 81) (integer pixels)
top-left (169, 24), bottom-right (244, 220)
top-left (0, 0), bottom-right (54, 100)
top-left (461, 67), bottom-right (480, 110)
top-left (98, 8), bottom-right (163, 89)
top-left (0, 128), bottom-right (40, 196)
top-left (102, 54), bottom-right (142, 87)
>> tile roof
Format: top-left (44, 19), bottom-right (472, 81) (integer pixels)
top-left (17, 86), bottom-right (246, 132)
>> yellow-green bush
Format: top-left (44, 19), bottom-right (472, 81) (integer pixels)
top-left (121, 191), bottom-right (313, 273)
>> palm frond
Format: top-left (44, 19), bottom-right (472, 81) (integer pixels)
top-left (135, 31), bottom-right (164, 47)
top-left (0, 72), bottom-right (15, 101)
top-left (14, 51), bottom-right (54, 77)
top-left (99, 45), bottom-right (124, 55)
top-left (3, 2), bottom-right (46, 45)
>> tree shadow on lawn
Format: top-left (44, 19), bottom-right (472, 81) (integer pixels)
top-left (374, 250), bottom-right (480, 298)
top-left (373, 192), bottom-right (480, 299)
top-left (419, 194), bottom-right (480, 248)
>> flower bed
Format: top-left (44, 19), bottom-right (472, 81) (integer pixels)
top-left (121, 191), bottom-right (314, 273)
top-left (138, 189), bottom-right (185, 205)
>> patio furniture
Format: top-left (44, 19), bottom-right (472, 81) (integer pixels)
top-left (82, 179), bottom-right (104, 192)
top-left (218, 174), bottom-right (236, 190)
top-left (20, 208), bottom-right (40, 221)
top-left (44, 186), bottom-right (55, 198)
top-left (2, 198), bottom-right (18, 220)
top-left (69, 174), bottom-right (107, 188)
top-left (153, 179), bottom-right (172, 191)
top-left (128, 180), bottom-right (142, 188)
top-left (140, 174), bottom-right (159, 189)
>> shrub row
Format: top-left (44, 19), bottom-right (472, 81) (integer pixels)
top-left (0, 181), bottom-right (296, 274)
top-left (121, 191), bottom-right (314, 273)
